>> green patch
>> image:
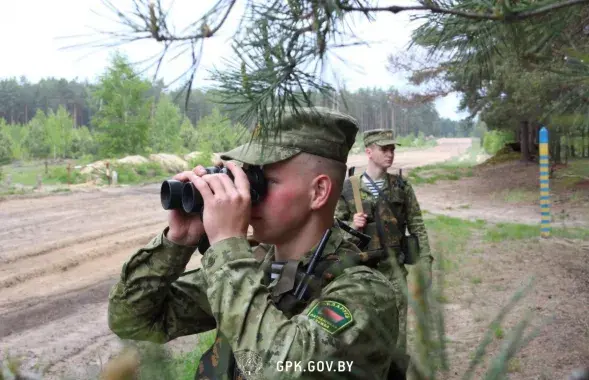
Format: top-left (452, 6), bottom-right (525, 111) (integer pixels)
top-left (484, 222), bottom-right (589, 242)
top-left (307, 300), bottom-right (353, 335)
top-left (408, 164), bottom-right (475, 185)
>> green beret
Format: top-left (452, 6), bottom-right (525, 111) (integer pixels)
top-left (220, 106), bottom-right (359, 165)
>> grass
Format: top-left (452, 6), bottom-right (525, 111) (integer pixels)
top-left (484, 222), bottom-right (589, 242)
top-left (172, 330), bottom-right (217, 379)
top-left (553, 158), bottom-right (589, 189)
top-left (407, 138), bottom-right (487, 185)
top-left (0, 158), bottom-right (184, 195)
top-left (408, 164), bottom-right (475, 185)
top-left (498, 189), bottom-right (538, 203)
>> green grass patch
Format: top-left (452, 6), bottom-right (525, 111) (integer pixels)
top-left (109, 162), bottom-right (172, 185)
top-left (174, 330), bottom-right (216, 379)
top-left (471, 276), bottom-right (482, 285)
top-left (497, 189), bottom-right (538, 203)
top-left (484, 222), bottom-right (589, 242)
top-left (494, 326), bottom-right (505, 340)
top-left (408, 138), bottom-right (485, 185)
top-left (424, 215), bottom-right (487, 279)
top-left (2, 157), bottom-right (96, 186)
top-left (554, 158), bottom-right (589, 188)
top-left (409, 164), bottom-right (475, 185)
top-left (2, 159), bottom-right (179, 188)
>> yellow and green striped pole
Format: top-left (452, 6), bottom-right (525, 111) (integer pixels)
top-left (539, 127), bottom-right (551, 238)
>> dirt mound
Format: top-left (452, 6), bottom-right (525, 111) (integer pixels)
top-left (148, 154), bottom-right (188, 172)
top-left (479, 146), bottom-right (522, 166)
top-left (80, 160), bottom-right (108, 176)
top-left (184, 151), bottom-right (202, 161)
top-left (116, 155), bottom-right (149, 165)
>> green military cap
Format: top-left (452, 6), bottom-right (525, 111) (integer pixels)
top-left (363, 128), bottom-right (399, 147)
top-left (220, 106), bottom-right (359, 165)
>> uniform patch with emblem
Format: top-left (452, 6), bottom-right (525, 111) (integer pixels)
top-left (234, 350), bottom-right (263, 379)
top-left (307, 300), bottom-right (353, 334)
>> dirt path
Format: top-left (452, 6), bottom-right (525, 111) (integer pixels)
top-left (0, 138), bottom-right (586, 379)
top-left (347, 137), bottom-right (473, 171)
top-left (0, 187), bottom-right (203, 379)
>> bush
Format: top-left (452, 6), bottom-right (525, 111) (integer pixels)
top-left (109, 162), bottom-right (170, 184)
top-left (0, 126), bottom-right (13, 165)
top-left (482, 130), bottom-right (515, 155)
top-left (46, 166), bottom-right (86, 184)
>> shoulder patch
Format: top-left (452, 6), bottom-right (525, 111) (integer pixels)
top-left (307, 300), bottom-right (354, 335)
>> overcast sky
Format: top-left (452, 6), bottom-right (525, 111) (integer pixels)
top-left (0, 0), bottom-right (468, 120)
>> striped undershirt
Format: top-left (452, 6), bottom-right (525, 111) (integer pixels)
top-left (362, 175), bottom-right (385, 196)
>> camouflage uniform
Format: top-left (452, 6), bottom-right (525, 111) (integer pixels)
top-left (108, 108), bottom-right (403, 379)
top-left (334, 129), bottom-right (434, 355)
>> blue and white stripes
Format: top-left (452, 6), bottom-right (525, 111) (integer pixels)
top-left (539, 127), bottom-right (551, 238)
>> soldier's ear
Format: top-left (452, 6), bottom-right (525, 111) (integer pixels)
top-left (309, 174), bottom-right (332, 210)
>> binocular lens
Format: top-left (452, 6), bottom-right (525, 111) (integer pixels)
top-left (181, 182), bottom-right (204, 213)
top-left (160, 180), bottom-right (184, 210)
top-left (160, 166), bottom-right (267, 214)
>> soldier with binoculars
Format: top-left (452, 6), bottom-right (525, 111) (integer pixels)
top-left (107, 107), bottom-right (406, 379)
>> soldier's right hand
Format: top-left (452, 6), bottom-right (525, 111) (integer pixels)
top-left (352, 212), bottom-right (368, 230)
top-left (166, 166), bottom-right (209, 246)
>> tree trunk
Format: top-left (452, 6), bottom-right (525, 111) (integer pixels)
top-left (581, 127), bottom-right (589, 158)
top-left (529, 121), bottom-right (537, 157)
top-left (73, 103), bottom-right (77, 128)
top-left (564, 133), bottom-right (569, 164)
top-left (520, 120), bottom-right (531, 161)
top-left (553, 127), bottom-right (562, 164)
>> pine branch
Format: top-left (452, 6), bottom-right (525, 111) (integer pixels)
top-left (337, 0), bottom-right (589, 21)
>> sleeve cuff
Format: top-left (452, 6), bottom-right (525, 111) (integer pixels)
top-left (201, 236), bottom-right (254, 274)
top-left (158, 227), bottom-right (200, 269)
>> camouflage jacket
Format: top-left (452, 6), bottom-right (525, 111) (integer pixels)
top-left (335, 172), bottom-right (433, 266)
top-left (107, 225), bottom-right (400, 379)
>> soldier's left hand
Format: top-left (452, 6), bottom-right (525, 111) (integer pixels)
top-left (191, 161), bottom-right (251, 245)
top-left (418, 258), bottom-right (433, 289)
top-left (424, 261), bottom-right (433, 289)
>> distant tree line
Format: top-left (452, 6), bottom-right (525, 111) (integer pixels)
top-left (0, 53), bottom-right (469, 165)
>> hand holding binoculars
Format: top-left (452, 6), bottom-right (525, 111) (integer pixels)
top-left (160, 165), bottom-right (268, 213)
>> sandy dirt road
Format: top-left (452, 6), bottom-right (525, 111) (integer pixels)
top-left (346, 137), bottom-right (473, 171)
top-left (0, 137), bottom-right (582, 379)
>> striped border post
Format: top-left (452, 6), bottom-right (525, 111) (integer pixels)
top-left (539, 127), bottom-right (551, 238)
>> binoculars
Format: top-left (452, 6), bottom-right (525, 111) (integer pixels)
top-left (160, 165), bottom-right (268, 213)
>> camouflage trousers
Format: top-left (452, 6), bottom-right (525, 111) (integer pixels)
top-left (372, 250), bottom-right (409, 353)
top-left (389, 265), bottom-right (408, 353)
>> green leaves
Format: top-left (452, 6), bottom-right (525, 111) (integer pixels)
top-left (91, 52), bottom-right (153, 157)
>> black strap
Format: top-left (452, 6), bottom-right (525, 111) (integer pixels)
top-left (362, 172), bottom-right (387, 200)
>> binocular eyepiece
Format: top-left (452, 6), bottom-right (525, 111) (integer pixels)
top-left (160, 165), bottom-right (267, 213)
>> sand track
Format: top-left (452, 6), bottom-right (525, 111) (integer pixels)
top-left (0, 183), bottom-right (202, 378)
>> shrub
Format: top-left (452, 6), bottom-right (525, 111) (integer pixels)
top-left (482, 130), bottom-right (515, 155)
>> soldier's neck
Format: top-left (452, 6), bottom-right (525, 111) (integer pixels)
top-left (274, 216), bottom-right (333, 262)
top-left (365, 162), bottom-right (387, 180)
